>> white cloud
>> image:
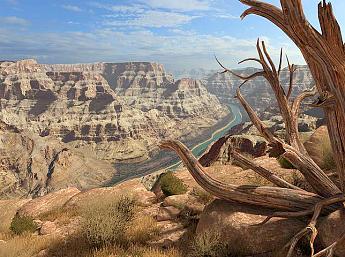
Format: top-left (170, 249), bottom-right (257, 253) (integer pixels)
top-left (62, 5), bottom-right (82, 12)
top-left (141, 0), bottom-right (210, 11)
top-left (89, 2), bottom-right (145, 14)
top-left (104, 11), bottom-right (197, 28)
top-left (0, 16), bottom-right (30, 26)
top-left (216, 14), bottom-right (239, 19)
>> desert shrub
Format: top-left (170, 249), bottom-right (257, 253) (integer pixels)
top-left (126, 215), bottom-right (159, 244)
top-left (89, 245), bottom-right (182, 257)
top-left (82, 194), bottom-right (137, 246)
top-left (159, 171), bottom-right (188, 196)
top-left (10, 215), bottom-right (37, 235)
top-left (277, 156), bottom-right (295, 169)
top-left (45, 233), bottom-right (93, 257)
top-left (188, 230), bottom-right (228, 257)
top-left (190, 187), bottom-right (213, 205)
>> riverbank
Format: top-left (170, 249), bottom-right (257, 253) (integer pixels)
top-left (108, 104), bottom-right (242, 185)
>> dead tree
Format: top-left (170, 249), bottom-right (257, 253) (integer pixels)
top-left (160, 1), bottom-right (345, 255)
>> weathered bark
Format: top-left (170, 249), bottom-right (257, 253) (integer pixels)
top-left (160, 140), bottom-right (330, 212)
top-left (235, 86), bottom-right (341, 197)
top-left (240, 0), bottom-right (345, 192)
top-left (231, 150), bottom-right (301, 190)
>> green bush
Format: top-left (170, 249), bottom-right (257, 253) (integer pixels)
top-left (82, 194), bottom-right (137, 246)
top-left (277, 156), bottom-right (295, 169)
top-left (10, 215), bottom-right (37, 235)
top-left (159, 171), bottom-right (188, 196)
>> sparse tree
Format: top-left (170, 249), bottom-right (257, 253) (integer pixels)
top-left (160, 0), bottom-right (345, 256)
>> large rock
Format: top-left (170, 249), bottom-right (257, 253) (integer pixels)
top-left (304, 126), bottom-right (331, 168)
top-left (197, 200), bottom-right (306, 256)
top-left (174, 157), bottom-right (301, 189)
top-left (319, 209), bottom-right (345, 256)
top-left (156, 206), bottom-right (181, 221)
top-left (65, 179), bottom-right (156, 208)
top-left (0, 198), bottom-right (30, 233)
top-left (18, 187), bottom-right (80, 218)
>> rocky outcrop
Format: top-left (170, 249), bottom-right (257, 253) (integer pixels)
top-left (0, 120), bottom-right (116, 199)
top-left (1, 60), bottom-right (229, 164)
top-left (200, 107), bottom-right (319, 167)
top-left (205, 65), bottom-right (314, 113)
top-left (319, 209), bottom-right (345, 257)
top-left (197, 199), bottom-right (305, 256)
top-left (304, 126), bottom-right (331, 168)
top-left (17, 187), bottom-right (80, 217)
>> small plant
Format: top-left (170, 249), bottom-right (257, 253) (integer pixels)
top-left (82, 194), bottom-right (137, 246)
top-left (159, 171), bottom-right (188, 196)
top-left (188, 230), bottom-right (228, 257)
top-left (10, 215), bottom-right (37, 235)
top-left (126, 215), bottom-right (159, 244)
top-left (277, 156), bottom-right (295, 169)
top-left (190, 187), bottom-right (213, 205)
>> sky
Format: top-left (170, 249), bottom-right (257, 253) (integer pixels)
top-left (1, 0), bottom-right (345, 73)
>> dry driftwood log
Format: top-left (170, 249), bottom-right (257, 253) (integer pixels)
top-left (161, 0), bottom-right (345, 256)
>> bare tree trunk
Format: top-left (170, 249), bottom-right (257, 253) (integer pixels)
top-left (240, 0), bottom-right (345, 192)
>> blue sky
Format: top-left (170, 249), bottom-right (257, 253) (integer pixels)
top-left (1, 0), bottom-right (345, 72)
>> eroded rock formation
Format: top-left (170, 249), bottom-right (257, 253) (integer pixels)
top-left (1, 60), bottom-right (229, 163)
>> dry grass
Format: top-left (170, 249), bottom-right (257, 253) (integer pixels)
top-left (89, 245), bottom-right (182, 257)
top-left (0, 193), bottom-right (181, 257)
top-left (126, 215), bottom-right (159, 244)
top-left (188, 230), bottom-right (229, 257)
top-left (38, 206), bottom-right (80, 225)
top-left (0, 233), bottom-right (54, 257)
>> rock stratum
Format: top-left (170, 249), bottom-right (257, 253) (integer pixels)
top-left (204, 65), bottom-right (315, 114)
top-left (0, 60), bottom-right (228, 163)
top-left (0, 60), bottom-right (229, 198)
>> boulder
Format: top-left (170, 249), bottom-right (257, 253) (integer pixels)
top-left (0, 198), bottom-right (30, 233)
top-left (163, 194), bottom-right (190, 208)
top-left (148, 221), bottom-right (188, 248)
top-left (156, 206), bottom-right (181, 221)
top-left (65, 179), bottom-right (156, 208)
top-left (197, 200), bottom-right (306, 256)
top-left (40, 221), bottom-right (57, 235)
top-left (319, 209), bottom-right (345, 257)
top-left (304, 126), bottom-right (330, 168)
top-left (18, 187), bottom-right (80, 218)
top-left (163, 194), bottom-right (205, 215)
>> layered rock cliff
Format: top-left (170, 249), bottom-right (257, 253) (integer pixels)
top-left (0, 120), bottom-right (116, 199)
top-left (1, 60), bottom-right (229, 164)
top-left (204, 65), bottom-right (314, 114)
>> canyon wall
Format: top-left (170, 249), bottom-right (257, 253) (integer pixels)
top-left (1, 60), bottom-right (229, 163)
top-left (204, 65), bottom-right (314, 114)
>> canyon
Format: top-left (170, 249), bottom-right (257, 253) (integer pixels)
top-left (204, 65), bottom-right (315, 114)
top-left (0, 59), bottom-right (319, 198)
top-left (0, 59), bottom-right (229, 197)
